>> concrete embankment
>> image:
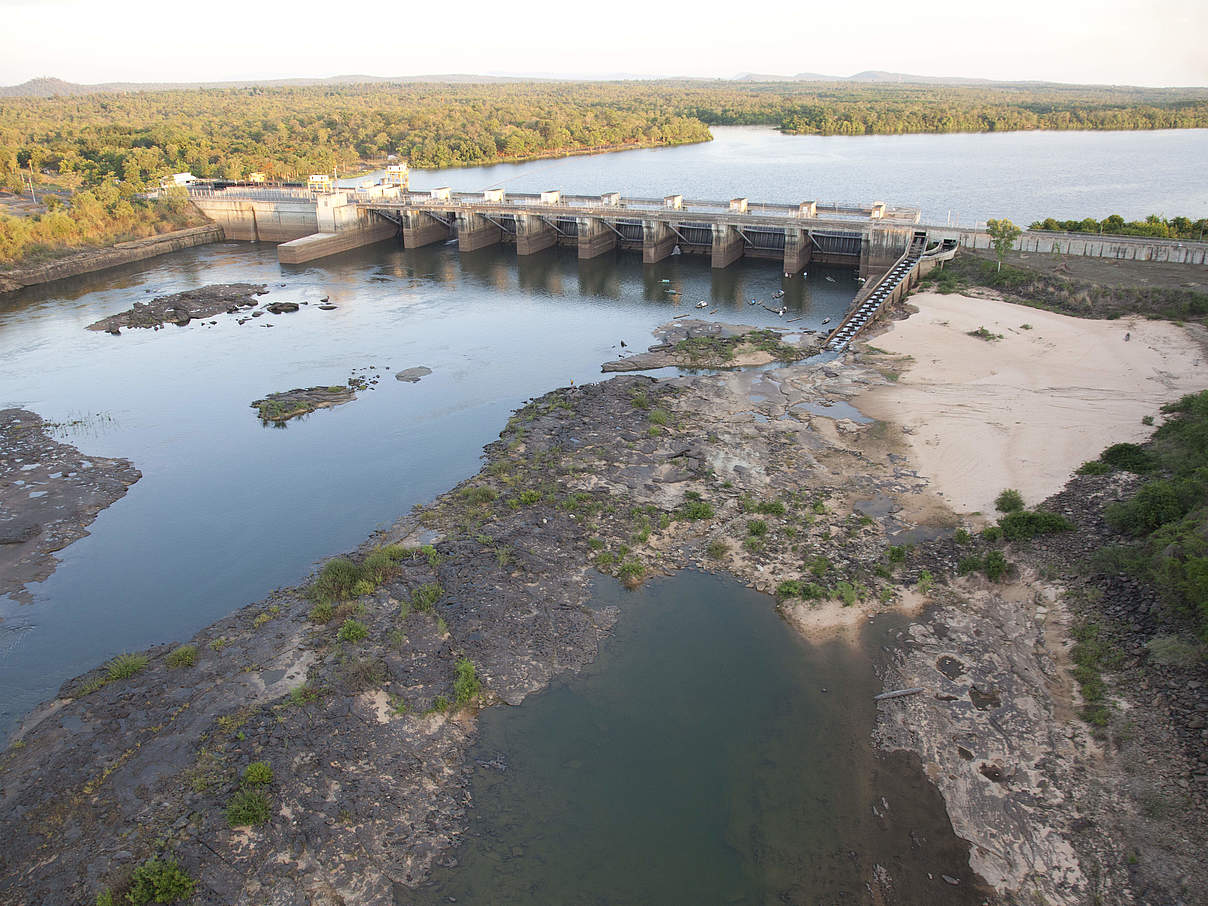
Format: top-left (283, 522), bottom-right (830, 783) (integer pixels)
top-left (0, 224), bottom-right (224, 295)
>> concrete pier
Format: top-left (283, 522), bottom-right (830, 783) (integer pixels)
top-left (711, 225), bottom-right (744, 269)
top-left (515, 214), bottom-right (557, 256)
top-left (643, 221), bottom-right (676, 264)
top-left (783, 229), bottom-right (812, 274)
top-left (577, 217), bottom-right (617, 259)
top-left (401, 211), bottom-right (450, 249)
top-left (277, 222), bottom-right (397, 264)
top-left (457, 213), bottom-right (502, 253)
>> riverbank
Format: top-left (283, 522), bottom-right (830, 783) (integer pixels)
top-left (0, 224), bottom-right (224, 295)
top-left (855, 290), bottom-right (1207, 516)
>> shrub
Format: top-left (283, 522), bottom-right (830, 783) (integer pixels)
top-left (753, 500), bottom-right (786, 516)
top-left (458, 485), bottom-right (498, 505)
top-left (352, 579), bottom-right (376, 597)
top-left (807, 556), bottom-right (830, 577)
top-left (518, 489), bottom-right (541, 505)
top-left (454, 658), bottom-right (481, 705)
top-left (833, 581), bottom-right (858, 606)
top-left (309, 602), bottom-right (335, 623)
top-left (680, 499), bottom-right (714, 520)
top-left (125, 857), bottom-right (196, 905)
top-left (983, 550), bottom-right (1008, 581)
top-left (887, 545), bottom-right (907, 565)
top-left (648, 408), bottom-right (670, 426)
top-left (411, 582), bottom-right (443, 612)
top-left (311, 558), bottom-right (360, 605)
top-left (336, 619), bottom-right (368, 643)
top-left (917, 570), bottom-right (934, 594)
top-left (226, 789), bottom-right (270, 827)
top-left (617, 558), bottom-right (645, 587)
top-left (1099, 442), bottom-right (1155, 473)
top-left (953, 528), bottom-right (972, 544)
top-left (982, 525), bottom-right (1003, 543)
top-left (165, 645), bottom-right (196, 669)
top-left (776, 579), bottom-right (803, 599)
top-left (994, 489), bottom-right (1025, 513)
top-left (243, 761), bottom-right (273, 785)
top-left (631, 390), bottom-right (649, 410)
top-left (107, 653), bottom-right (149, 681)
top-left (747, 519), bottom-right (768, 537)
top-left (958, 554), bottom-right (983, 575)
top-left (1145, 635), bottom-right (1204, 667)
top-left (997, 509), bottom-right (1075, 541)
top-left (1077, 459), bottom-right (1112, 475)
top-left (430, 694), bottom-right (450, 713)
top-left (743, 536), bottom-right (764, 554)
top-left (1105, 478), bottom-right (1197, 536)
top-left (705, 539), bottom-right (729, 559)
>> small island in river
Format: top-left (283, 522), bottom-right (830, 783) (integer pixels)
top-left (251, 386), bottom-right (357, 423)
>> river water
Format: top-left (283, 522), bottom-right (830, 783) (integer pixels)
top-left (361, 125), bottom-right (1208, 227)
top-left (0, 123), bottom-right (1200, 897)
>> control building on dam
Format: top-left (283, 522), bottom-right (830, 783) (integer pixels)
top-left (187, 180), bottom-right (925, 277)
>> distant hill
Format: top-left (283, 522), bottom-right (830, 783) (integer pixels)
top-left (0, 73), bottom-right (533, 97)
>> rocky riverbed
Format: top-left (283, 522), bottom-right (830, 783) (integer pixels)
top-left (601, 319), bottom-right (821, 372)
top-left (0, 409), bottom-right (141, 603)
top-left (87, 284), bottom-right (269, 332)
top-left (1, 308), bottom-right (1202, 905)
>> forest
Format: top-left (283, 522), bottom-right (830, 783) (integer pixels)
top-left (2, 79), bottom-right (1207, 267)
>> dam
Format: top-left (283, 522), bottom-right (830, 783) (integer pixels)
top-left (186, 175), bottom-right (1206, 348)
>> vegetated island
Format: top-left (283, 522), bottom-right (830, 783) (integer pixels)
top-left (0, 409), bottom-right (141, 602)
top-left (251, 386), bottom-right (357, 423)
top-left (601, 320), bottom-right (820, 372)
top-left (3, 253), bottom-right (1208, 905)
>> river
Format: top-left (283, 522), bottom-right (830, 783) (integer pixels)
top-left (0, 125), bottom-right (1201, 897)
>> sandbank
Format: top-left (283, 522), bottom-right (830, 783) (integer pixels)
top-left (856, 291), bottom-right (1206, 516)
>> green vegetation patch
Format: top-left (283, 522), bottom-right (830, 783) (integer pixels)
top-left (165, 645), bottom-right (197, 669)
top-left (225, 789), bottom-right (271, 827)
top-left (106, 653), bottom-right (149, 681)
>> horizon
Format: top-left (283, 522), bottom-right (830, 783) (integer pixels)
top-left (1, 0), bottom-right (1205, 89)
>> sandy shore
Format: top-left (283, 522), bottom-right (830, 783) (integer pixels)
top-left (856, 291), bottom-right (1207, 516)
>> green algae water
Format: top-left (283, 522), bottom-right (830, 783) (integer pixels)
top-left (418, 571), bottom-right (986, 904)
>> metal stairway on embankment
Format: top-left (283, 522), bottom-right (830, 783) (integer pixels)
top-left (824, 233), bottom-right (957, 351)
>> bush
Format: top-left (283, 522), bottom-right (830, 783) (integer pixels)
top-left (953, 528), bottom-right (972, 544)
top-left (309, 602), bottom-right (335, 623)
top-left (1099, 442), bottom-right (1155, 473)
top-left (125, 857), bottom-right (196, 905)
top-left (617, 558), bottom-right (645, 587)
top-left (1105, 478), bottom-right (1197, 536)
top-left (454, 658), bottom-right (481, 705)
top-left (705, 539), bottom-right (729, 559)
top-left (311, 558), bottom-right (360, 605)
top-left (243, 761), bottom-right (273, 785)
top-left (106, 653), bottom-right (149, 681)
top-left (410, 582), bottom-right (443, 612)
top-left (984, 550), bottom-right (1008, 581)
top-left (1077, 459), bottom-right (1112, 475)
top-left (994, 489), bottom-right (1024, 513)
top-left (165, 645), bottom-right (196, 669)
top-left (680, 499), bottom-right (714, 520)
top-left (458, 485), bottom-right (498, 504)
top-left (518, 489), bottom-right (541, 505)
top-left (997, 509), bottom-right (1075, 541)
top-left (776, 579), bottom-right (803, 599)
top-left (226, 789), bottom-right (270, 827)
top-left (747, 519), bottom-right (768, 537)
top-left (352, 579), bottom-right (376, 597)
top-left (833, 581), bottom-right (859, 606)
top-left (982, 525), bottom-right (1004, 543)
top-left (958, 554), bottom-right (983, 575)
top-left (336, 619), bottom-right (368, 643)
top-left (648, 408), bottom-right (669, 426)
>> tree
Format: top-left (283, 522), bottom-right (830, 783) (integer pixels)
top-left (986, 218), bottom-right (1022, 272)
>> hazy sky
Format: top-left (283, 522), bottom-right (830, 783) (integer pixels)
top-left (1, 0), bottom-right (1204, 87)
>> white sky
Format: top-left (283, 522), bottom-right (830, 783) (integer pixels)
top-left (1, 0), bottom-right (1205, 87)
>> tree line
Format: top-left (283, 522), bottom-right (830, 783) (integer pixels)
top-left (1029, 214), bottom-right (1208, 241)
